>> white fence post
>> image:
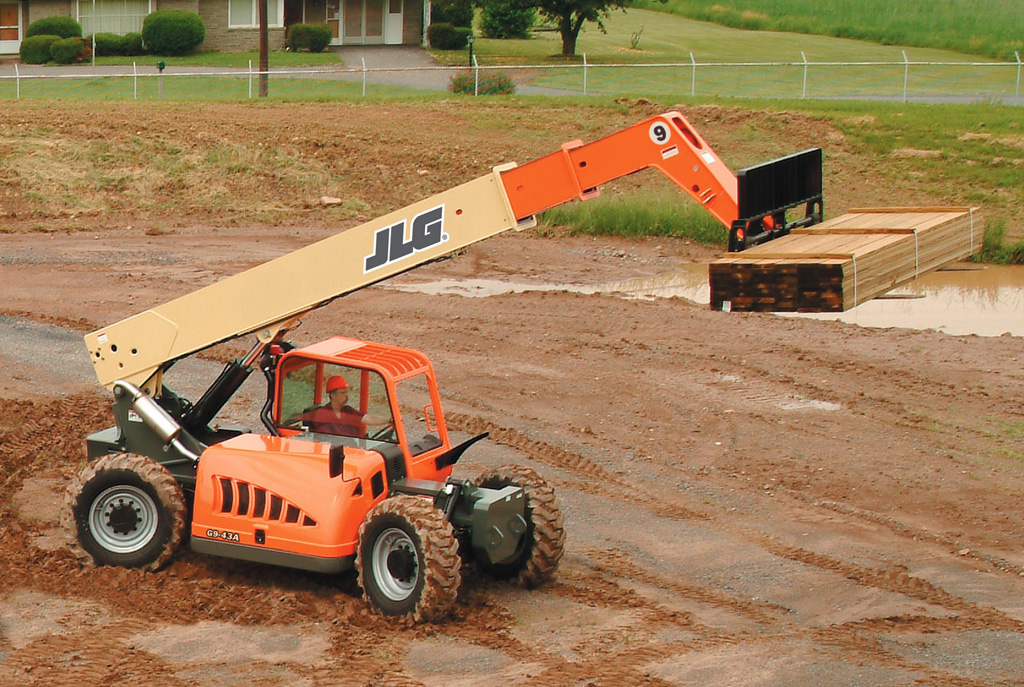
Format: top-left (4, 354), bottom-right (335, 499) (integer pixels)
top-left (248, 60), bottom-right (253, 99)
top-left (801, 51), bottom-right (808, 99)
top-left (902, 50), bottom-right (909, 103)
top-left (690, 52), bottom-right (696, 97)
top-left (133, 62), bottom-right (137, 100)
top-left (14, 62), bottom-right (19, 100)
top-left (361, 57), bottom-right (367, 97)
top-left (1016, 51), bottom-right (1022, 98)
top-left (583, 53), bottom-right (588, 95)
top-left (473, 54), bottom-right (479, 96)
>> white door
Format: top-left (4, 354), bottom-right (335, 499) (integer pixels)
top-left (384, 0), bottom-right (402, 45)
top-left (0, 2), bottom-right (20, 55)
top-left (344, 0), bottom-right (385, 44)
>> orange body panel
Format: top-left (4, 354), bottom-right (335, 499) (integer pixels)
top-left (500, 111), bottom-right (740, 230)
top-left (192, 433), bottom-right (387, 559)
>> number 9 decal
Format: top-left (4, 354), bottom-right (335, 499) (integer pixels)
top-left (648, 121), bottom-right (671, 145)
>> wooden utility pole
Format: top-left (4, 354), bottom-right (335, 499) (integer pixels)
top-left (258, 0), bottom-right (269, 97)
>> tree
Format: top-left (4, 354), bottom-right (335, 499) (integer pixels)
top-left (534, 0), bottom-right (630, 56)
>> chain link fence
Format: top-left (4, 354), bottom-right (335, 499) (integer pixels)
top-left (1, 52), bottom-right (1022, 104)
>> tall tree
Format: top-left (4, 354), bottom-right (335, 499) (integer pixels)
top-left (535, 0), bottom-right (630, 56)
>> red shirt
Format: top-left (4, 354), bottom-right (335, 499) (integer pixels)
top-left (303, 405), bottom-right (366, 437)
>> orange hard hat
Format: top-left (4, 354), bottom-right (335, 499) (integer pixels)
top-left (326, 375), bottom-right (349, 392)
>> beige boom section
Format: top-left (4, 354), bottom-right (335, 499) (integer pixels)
top-left (84, 165), bottom-right (533, 393)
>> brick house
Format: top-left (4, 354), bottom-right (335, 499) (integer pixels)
top-left (1, 0), bottom-right (429, 54)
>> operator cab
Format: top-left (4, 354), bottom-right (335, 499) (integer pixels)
top-left (272, 337), bottom-right (450, 479)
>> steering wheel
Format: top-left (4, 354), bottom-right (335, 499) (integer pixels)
top-left (369, 425), bottom-right (397, 442)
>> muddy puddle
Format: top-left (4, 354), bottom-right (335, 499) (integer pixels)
top-left (389, 264), bottom-right (1024, 338)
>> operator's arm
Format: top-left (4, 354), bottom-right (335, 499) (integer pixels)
top-left (362, 412), bottom-right (393, 427)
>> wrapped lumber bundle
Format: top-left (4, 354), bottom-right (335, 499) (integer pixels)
top-left (709, 207), bottom-right (982, 312)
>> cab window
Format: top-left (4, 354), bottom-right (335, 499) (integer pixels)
top-left (395, 373), bottom-right (442, 455)
top-left (278, 359), bottom-right (394, 442)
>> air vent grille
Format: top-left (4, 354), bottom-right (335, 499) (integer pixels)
top-left (216, 477), bottom-right (317, 527)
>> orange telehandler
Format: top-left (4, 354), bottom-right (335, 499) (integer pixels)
top-left (64, 111), bottom-right (823, 622)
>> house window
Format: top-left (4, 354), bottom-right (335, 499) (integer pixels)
top-left (78, 0), bottom-right (151, 35)
top-left (229, 0), bottom-right (283, 28)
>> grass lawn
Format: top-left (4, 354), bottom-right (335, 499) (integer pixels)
top-left (93, 50), bottom-right (341, 69)
top-left (632, 0), bottom-right (1024, 61)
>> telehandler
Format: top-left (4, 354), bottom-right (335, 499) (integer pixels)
top-left (63, 111), bottom-right (822, 622)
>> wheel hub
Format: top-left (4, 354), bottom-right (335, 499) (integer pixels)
top-left (372, 527), bottom-right (420, 601)
top-left (386, 547), bottom-right (416, 582)
top-left (106, 501), bottom-right (141, 535)
top-left (89, 484), bottom-right (159, 554)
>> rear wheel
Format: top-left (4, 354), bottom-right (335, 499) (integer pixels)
top-left (475, 465), bottom-right (565, 587)
top-left (61, 453), bottom-right (187, 571)
top-left (356, 496), bottom-right (461, 623)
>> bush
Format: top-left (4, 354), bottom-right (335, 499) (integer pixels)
top-left (50, 37), bottom-right (89, 64)
top-left (287, 23), bottom-right (332, 53)
top-left (25, 15), bottom-right (82, 39)
top-left (448, 71), bottom-right (516, 95)
top-left (480, 0), bottom-right (535, 39)
top-left (428, 23), bottom-right (472, 50)
top-left (19, 35), bottom-right (60, 64)
top-left (90, 32), bottom-right (128, 56)
top-left (430, 0), bottom-right (473, 28)
top-left (142, 10), bottom-right (205, 56)
top-left (124, 33), bottom-right (145, 56)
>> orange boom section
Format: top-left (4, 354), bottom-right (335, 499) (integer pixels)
top-left (499, 112), bottom-right (741, 229)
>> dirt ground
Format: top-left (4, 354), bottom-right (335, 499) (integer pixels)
top-left (1, 102), bottom-right (1023, 686)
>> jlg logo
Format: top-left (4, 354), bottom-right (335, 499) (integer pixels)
top-left (364, 205), bottom-right (447, 273)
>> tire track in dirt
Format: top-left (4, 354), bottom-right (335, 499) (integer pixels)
top-left (0, 618), bottom-right (184, 687)
top-left (448, 409), bottom-right (1024, 685)
top-left (446, 412), bottom-right (705, 522)
top-left (810, 621), bottom-right (1015, 687)
top-left (580, 547), bottom-right (784, 629)
top-left (449, 410), bottom-right (1023, 633)
top-left (769, 486), bottom-right (1024, 577)
top-left (755, 536), bottom-right (1024, 631)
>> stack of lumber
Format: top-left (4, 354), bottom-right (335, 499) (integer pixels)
top-left (709, 207), bottom-right (982, 312)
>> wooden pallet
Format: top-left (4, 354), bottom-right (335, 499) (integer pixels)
top-left (709, 207), bottom-right (983, 312)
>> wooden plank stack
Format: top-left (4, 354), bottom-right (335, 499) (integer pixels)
top-left (709, 207), bottom-right (983, 312)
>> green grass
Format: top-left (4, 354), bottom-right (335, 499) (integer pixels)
top-left (426, 9), bottom-right (1019, 100)
top-left (632, 0), bottom-right (1024, 61)
top-left (436, 8), bottom-right (1013, 65)
top-left (93, 50), bottom-right (341, 68)
top-left (974, 219), bottom-right (1024, 265)
top-left (539, 190), bottom-right (727, 245)
top-left (0, 75), bottom-right (430, 102)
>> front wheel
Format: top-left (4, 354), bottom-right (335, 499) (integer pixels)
top-left (61, 453), bottom-right (187, 572)
top-left (475, 465), bottom-right (565, 588)
top-left (356, 496), bottom-right (461, 623)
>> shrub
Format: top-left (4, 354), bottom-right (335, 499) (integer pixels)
top-left (430, 0), bottom-right (473, 28)
top-left (25, 15), bottom-right (82, 39)
top-left (19, 35), bottom-right (60, 64)
top-left (448, 70), bottom-right (516, 95)
top-left (50, 37), bottom-right (89, 64)
top-left (91, 32), bottom-right (128, 56)
top-left (428, 23), bottom-right (472, 50)
top-left (480, 0), bottom-right (535, 39)
top-left (287, 23), bottom-right (333, 53)
top-left (142, 10), bottom-right (205, 56)
top-left (124, 32), bottom-right (145, 56)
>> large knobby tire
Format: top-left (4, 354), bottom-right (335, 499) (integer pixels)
top-left (356, 495), bottom-right (461, 623)
top-left (475, 465), bottom-right (565, 588)
top-left (61, 453), bottom-right (187, 572)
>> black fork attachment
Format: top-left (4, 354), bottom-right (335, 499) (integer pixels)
top-left (729, 148), bottom-right (824, 252)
